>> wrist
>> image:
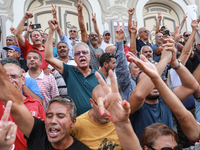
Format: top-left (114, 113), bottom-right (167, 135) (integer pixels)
top-left (171, 59), bottom-right (181, 69)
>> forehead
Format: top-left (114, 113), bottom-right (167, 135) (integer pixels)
top-left (6, 37), bottom-right (14, 40)
top-left (90, 32), bottom-right (97, 35)
top-left (32, 31), bottom-right (41, 36)
top-left (104, 33), bottom-right (110, 36)
top-left (75, 45), bottom-right (87, 52)
top-left (27, 52), bottom-right (40, 57)
top-left (70, 27), bottom-right (77, 31)
top-left (47, 101), bottom-right (71, 114)
top-left (157, 33), bottom-right (163, 37)
top-left (4, 64), bottom-right (20, 75)
top-left (57, 42), bottom-right (67, 47)
top-left (140, 27), bottom-right (146, 31)
top-left (110, 57), bottom-right (116, 62)
top-left (185, 31), bottom-right (190, 35)
top-left (143, 47), bottom-right (152, 52)
top-left (154, 135), bottom-right (177, 149)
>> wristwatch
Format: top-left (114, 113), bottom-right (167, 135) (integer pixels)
top-left (172, 59), bottom-right (181, 70)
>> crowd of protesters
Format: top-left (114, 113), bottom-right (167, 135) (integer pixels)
top-left (1, 0), bottom-right (200, 150)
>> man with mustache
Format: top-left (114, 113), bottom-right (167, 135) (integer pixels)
top-left (77, 0), bottom-right (104, 70)
top-left (140, 45), bottom-right (153, 59)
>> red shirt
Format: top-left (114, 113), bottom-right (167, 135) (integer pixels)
top-left (0, 94), bottom-right (46, 150)
top-left (124, 45), bottom-right (131, 62)
top-left (18, 39), bottom-right (48, 70)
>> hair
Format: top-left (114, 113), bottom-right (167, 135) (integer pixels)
top-left (6, 35), bottom-right (16, 42)
top-left (140, 45), bottom-right (153, 55)
top-left (183, 31), bottom-right (191, 36)
top-left (141, 123), bottom-right (179, 149)
top-left (2, 63), bottom-right (23, 76)
top-left (128, 61), bottom-right (135, 71)
top-left (30, 30), bottom-right (42, 38)
top-left (1, 57), bottom-right (21, 67)
top-left (72, 42), bottom-right (90, 56)
top-left (99, 53), bottom-right (115, 67)
top-left (47, 96), bottom-right (77, 121)
top-left (69, 25), bottom-right (78, 31)
top-left (27, 50), bottom-right (42, 61)
top-left (57, 41), bottom-right (69, 49)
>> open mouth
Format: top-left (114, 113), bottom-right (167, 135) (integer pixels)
top-left (49, 128), bottom-right (60, 137)
top-left (79, 57), bottom-right (86, 62)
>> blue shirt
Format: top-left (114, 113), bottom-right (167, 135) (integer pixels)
top-left (52, 47), bottom-right (59, 58)
top-left (152, 43), bottom-right (161, 62)
top-left (115, 41), bottom-right (136, 101)
top-left (130, 97), bottom-right (173, 144)
top-left (60, 33), bottom-right (80, 59)
top-left (25, 77), bottom-right (44, 100)
top-left (62, 63), bottom-right (105, 116)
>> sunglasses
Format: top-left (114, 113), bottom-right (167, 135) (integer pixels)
top-left (142, 30), bottom-right (149, 33)
top-left (90, 34), bottom-right (98, 37)
top-left (70, 30), bottom-right (77, 33)
top-left (149, 144), bottom-right (182, 150)
top-left (74, 50), bottom-right (88, 56)
top-left (184, 34), bottom-right (190, 37)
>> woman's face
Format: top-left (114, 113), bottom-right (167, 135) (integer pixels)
top-left (145, 135), bottom-right (178, 150)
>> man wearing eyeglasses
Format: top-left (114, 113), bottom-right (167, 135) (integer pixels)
top-left (136, 27), bottom-right (152, 54)
top-left (180, 31), bottom-right (191, 46)
top-left (51, 5), bottom-right (80, 60)
top-left (45, 19), bottom-right (105, 116)
top-left (77, 1), bottom-right (104, 70)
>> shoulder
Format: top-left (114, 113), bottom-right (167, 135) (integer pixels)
top-left (70, 136), bottom-right (91, 150)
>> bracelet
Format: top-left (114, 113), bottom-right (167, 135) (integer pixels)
top-left (172, 59), bottom-right (182, 70)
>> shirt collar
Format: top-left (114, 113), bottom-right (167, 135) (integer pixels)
top-left (26, 70), bottom-right (44, 79)
top-left (69, 37), bottom-right (79, 41)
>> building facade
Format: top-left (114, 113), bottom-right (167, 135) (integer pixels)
top-left (0, 0), bottom-right (199, 49)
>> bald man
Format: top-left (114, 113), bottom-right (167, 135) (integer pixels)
top-left (70, 85), bottom-right (122, 150)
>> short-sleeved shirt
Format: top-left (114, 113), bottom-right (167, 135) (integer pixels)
top-left (130, 97), bottom-right (173, 143)
top-left (26, 117), bottom-right (91, 150)
top-left (152, 43), bottom-right (161, 62)
top-left (62, 63), bottom-right (105, 116)
top-left (18, 39), bottom-right (48, 70)
top-left (86, 40), bottom-right (104, 70)
top-left (136, 39), bottom-right (152, 53)
top-left (0, 94), bottom-right (46, 150)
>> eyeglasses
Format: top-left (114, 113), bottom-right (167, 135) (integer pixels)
top-left (90, 34), bottom-right (98, 37)
top-left (74, 50), bottom-right (89, 56)
top-left (184, 34), bottom-right (190, 37)
top-left (149, 144), bottom-right (182, 150)
top-left (7, 75), bottom-right (22, 80)
top-left (70, 30), bottom-right (77, 33)
top-left (142, 30), bottom-right (149, 33)
top-left (91, 98), bottom-right (98, 106)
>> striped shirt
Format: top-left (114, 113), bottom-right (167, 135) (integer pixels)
top-left (25, 70), bottom-right (59, 111)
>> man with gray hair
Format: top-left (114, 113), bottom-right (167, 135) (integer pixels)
top-left (140, 45), bottom-right (153, 59)
top-left (0, 35), bottom-right (18, 60)
top-left (45, 19), bottom-right (104, 116)
top-left (52, 5), bottom-right (80, 59)
top-left (152, 32), bottom-right (163, 62)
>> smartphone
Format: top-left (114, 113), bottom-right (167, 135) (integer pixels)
top-left (31, 24), bottom-right (41, 29)
top-left (164, 30), bottom-right (170, 36)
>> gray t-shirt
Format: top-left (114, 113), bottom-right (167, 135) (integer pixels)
top-left (87, 40), bottom-right (104, 70)
top-left (0, 49), bottom-right (7, 60)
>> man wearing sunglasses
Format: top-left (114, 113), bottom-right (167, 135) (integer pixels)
top-left (180, 31), bottom-right (191, 46)
top-left (45, 18), bottom-right (105, 116)
top-left (77, 1), bottom-right (104, 70)
top-left (52, 5), bottom-right (80, 60)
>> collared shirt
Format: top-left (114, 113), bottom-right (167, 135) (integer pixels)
top-left (25, 70), bottom-right (59, 111)
top-left (18, 39), bottom-right (48, 70)
top-left (60, 33), bottom-right (80, 59)
top-left (62, 63), bottom-right (105, 116)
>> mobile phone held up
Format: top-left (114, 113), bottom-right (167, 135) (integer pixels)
top-left (31, 24), bottom-right (41, 29)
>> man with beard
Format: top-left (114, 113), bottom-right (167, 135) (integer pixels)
top-left (140, 46), bottom-right (153, 60)
top-left (70, 85), bottom-right (122, 149)
top-left (15, 12), bottom-right (48, 70)
top-left (77, 0), bottom-right (104, 70)
top-left (152, 32), bottom-right (163, 62)
top-left (126, 36), bottom-right (198, 143)
top-left (25, 50), bottom-right (59, 111)
top-left (99, 53), bottom-right (116, 85)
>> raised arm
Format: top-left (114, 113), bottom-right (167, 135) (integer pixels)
top-left (128, 8), bottom-right (135, 38)
top-left (127, 38), bottom-right (173, 114)
top-left (179, 20), bottom-right (198, 65)
top-left (0, 64), bottom-right (34, 138)
top-left (131, 55), bottom-right (200, 143)
top-left (44, 19), bottom-right (63, 74)
top-left (193, 65), bottom-right (200, 98)
top-left (155, 12), bottom-right (162, 34)
top-left (180, 13), bottom-right (187, 31)
top-left (77, 0), bottom-right (88, 43)
top-left (15, 12), bottom-right (33, 47)
top-left (92, 13), bottom-right (102, 45)
top-left (130, 20), bottom-right (137, 55)
top-left (95, 70), bottom-right (142, 150)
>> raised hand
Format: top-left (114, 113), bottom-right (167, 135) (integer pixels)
top-left (51, 5), bottom-right (57, 18)
top-left (128, 7), bottom-right (135, 16)
top-left (115, 21), bottom-right (125, 42)
top-left (191, 20), bottom-right (198, 31)
top-left (91, 13), bottom-right (96, 23)
top-left (95, 70), bottom-right (130, 124)
top-left (10, 27), bottom-right (16, 35)
top-left (0, 101), bottom-right (17, 150)
top-left (77, 0), bottom-right (83, 12)
top-left (157, 12), bottom-right (162, 21)
top-left (130, 20), bottom-right (137, 34)
top-left (183, 13), bottom-right (188, 20)
top-left (48, 19), bottom-right (58, 31)
top-left (174, 26), bottom-right (183, 43)
top-left (24, 11), bottom-right (33, 19)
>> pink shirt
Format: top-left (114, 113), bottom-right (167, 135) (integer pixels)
top-left (25, 70), bottom-right (59, 111)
